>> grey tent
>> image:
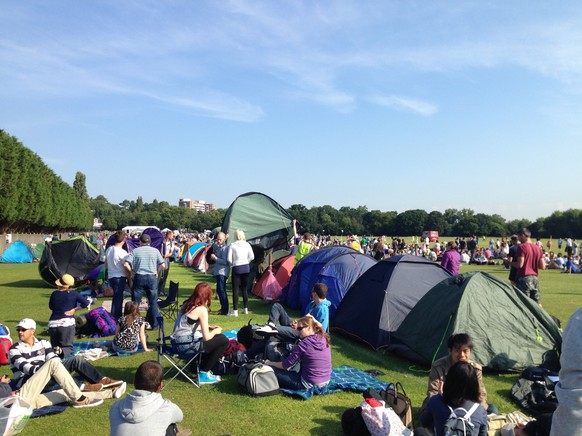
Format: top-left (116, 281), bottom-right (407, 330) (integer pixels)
top-left (332, 255), bottom-right (451, 349)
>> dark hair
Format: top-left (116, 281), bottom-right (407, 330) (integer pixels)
top-left (447, 333), bottom-right (473, 350)
top-left (123, 301), bottom-right (140, 326)
top-left (442, 361), bottom-right (480, 408)
top-left (182, 282), bottom-right (212, 313)
top-left (134, 360), bottom-right (163, 392)
top-left (312, 283), bottom-right (328, 299)
top-left (447, 241), bottom-right (458, 250)
top-left (517, 227), bottom-right (532, 238)
top-left (114, 230), bottom-right (127, 244)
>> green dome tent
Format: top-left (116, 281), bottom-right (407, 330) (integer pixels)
top-left (221, 192), bottom-right (294, 251)
top-left (390, 272), bottom-right (562, 372)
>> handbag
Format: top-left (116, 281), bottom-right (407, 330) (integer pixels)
top-left (379, 382), bottom-right (413, 429)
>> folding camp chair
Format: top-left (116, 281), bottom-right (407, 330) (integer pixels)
top-left (156, 316), bottom-right (202, 389)
top-left (158, 281), bottom-right (179, 321)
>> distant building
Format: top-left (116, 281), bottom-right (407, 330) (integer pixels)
top-left (178, 198), bottom-right (216, 212)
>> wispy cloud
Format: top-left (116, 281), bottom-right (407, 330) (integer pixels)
top-left (369, 95), bottom-right (438, 116)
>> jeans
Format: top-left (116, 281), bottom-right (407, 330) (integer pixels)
top-left (62, 355), bottom-right (104, 384)
top-left (133, 273), bottom-right (161, 328)
top-left (268, 303), bottom-right (300, 342)
top-left (215, 274), bottom-right (229, 314)
top-left (48, 325), bottom-right (75, 358)
top-left (272, 366), bottom-right (304, 390)
top-left (109, 276), bottom-right (127, 321)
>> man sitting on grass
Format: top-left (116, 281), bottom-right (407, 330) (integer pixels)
top-left (110, 360), bottom-right (190, 436)
top-left (256, 283), bottom-right (331, 342)
top-left (9, 318), bottom-right (125, 395)
top-left (1, 355), bottom-right (109, 409)
top-left (424, 333), bottom-right (498, 415)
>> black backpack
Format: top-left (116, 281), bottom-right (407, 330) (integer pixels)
top-left (443, 403), bottom-right (480, 436)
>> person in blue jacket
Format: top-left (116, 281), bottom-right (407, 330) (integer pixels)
top-left (256, 283), bottom-right (331, 342)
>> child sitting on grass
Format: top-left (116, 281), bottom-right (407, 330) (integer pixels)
top-left (112, 301), bottom-right (151, 354)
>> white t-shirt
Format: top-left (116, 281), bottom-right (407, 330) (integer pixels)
top-left (106, 245), bottom-right (129, 278)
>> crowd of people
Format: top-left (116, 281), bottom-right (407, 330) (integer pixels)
top-left (2, 226), bottom-right (581, 435)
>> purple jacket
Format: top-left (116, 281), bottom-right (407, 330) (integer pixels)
top-left (441, 249), bottom-right (461, 275)
top-left (282, 334), bottom-right (331, 386)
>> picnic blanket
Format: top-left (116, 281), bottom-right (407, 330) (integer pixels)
top-left (73, 340), bottom-right (144, 358)
top-left (280, 365), bottom-right (389, 400)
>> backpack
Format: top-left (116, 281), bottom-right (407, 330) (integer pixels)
top-left (237, 362), bottom-right (280, 397)
top-left (85, 307), bottom-right (117, 337)
top-left (443, 402), bottom-right (480, 436)
top-left (0, 323), bottom-right (12, 365)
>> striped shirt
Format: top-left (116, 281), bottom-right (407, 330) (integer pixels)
top-left (9, 338), bottom-right (57, 388)
top-left (125, 246), bottom-right (165, 276)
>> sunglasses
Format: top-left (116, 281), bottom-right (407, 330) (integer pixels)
top-left (296, 326), bottom-right (306, 331)
top-left (16, 328), bottom-right (28, 332)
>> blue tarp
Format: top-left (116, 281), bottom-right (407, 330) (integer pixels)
top-left (1, 240), bottom-right (34, 263)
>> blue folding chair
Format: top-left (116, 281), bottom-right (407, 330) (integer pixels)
top-left (156, 315), bottom-right (202, 389)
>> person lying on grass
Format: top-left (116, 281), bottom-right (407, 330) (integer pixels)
top-left (264, 315), bottom-right (331, 390)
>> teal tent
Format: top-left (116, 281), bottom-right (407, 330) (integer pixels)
top-left (1, 240), bottom-right (34, 263)
top-left (390, 272), bottom-right (562, 371)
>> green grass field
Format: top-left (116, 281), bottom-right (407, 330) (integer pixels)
top-left (0, 261), bottom-right (580, 435)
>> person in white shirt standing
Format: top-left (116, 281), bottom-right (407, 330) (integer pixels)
top-left (106, 231), bottom-right (130, 321)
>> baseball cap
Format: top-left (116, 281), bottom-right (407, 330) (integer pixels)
top-left (55, 273), bottom-right (75, 288)
top-left (16, 318), bottom-right (36, 330)
top-left (140, 234), bottom-right (151, 244)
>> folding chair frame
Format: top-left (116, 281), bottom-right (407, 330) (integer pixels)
top-left (158, 280), bottom-right (180, 321)
top-left (156, 316), bottom-right (202, 389)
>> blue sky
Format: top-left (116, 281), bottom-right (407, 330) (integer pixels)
top-left (2, 1), bottom-right (582, 221)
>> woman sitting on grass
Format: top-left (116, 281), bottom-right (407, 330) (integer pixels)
top-left (171, 282), bottom-right (229, 385)
top-left (112, 301), bottom-right (151, 354)
top-left (264, 315), bottom-right (332, 390)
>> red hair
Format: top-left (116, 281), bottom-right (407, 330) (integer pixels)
top-left (181, 282), bottom-right (213, 313)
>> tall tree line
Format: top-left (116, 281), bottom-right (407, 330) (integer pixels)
top-left (0, 130), bottom-right (93, 233)
top-left (2, 130), bottom-right (581, 238)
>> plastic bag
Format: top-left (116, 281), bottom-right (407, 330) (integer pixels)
top-left (0, 396), bottom-right (33, 436)
top-left (262, 270), bottom-right (282, 301)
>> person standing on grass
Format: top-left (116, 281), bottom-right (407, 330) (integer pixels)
top-left (227, 229), bottom-right (254, 317)
top-left (105, 230), bottom-right (130, 321)
top-left (124, 233), bottom-right (165, 329)
top-left (510, 227), bottom-right (545, 305)
top-left (440, 241), bottom-right (461, 275)
top-left (48, 273), bottom-right (91, 358)
top-left (210, 231), bottom-right (230, 315)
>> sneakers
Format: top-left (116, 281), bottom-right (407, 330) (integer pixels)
top-left (113, 382), bottom-right (127, 399)
top-left (226, 310), bottom-right (238, 317)
top-left (256, 322), bottom-right (278, 335)
top-left (199, 371), bottom-right (221, 385)
top-left (73, 396), bottom-right (103, 409)
top-left (100, 377), bottom-right (124, 389)
top-left (81, 383), bottom-right (103, 392)
top-left (243, 308), bottom-right (249, 315)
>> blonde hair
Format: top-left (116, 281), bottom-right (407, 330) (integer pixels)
top-left (234, 229), bottom-right (246, 241)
